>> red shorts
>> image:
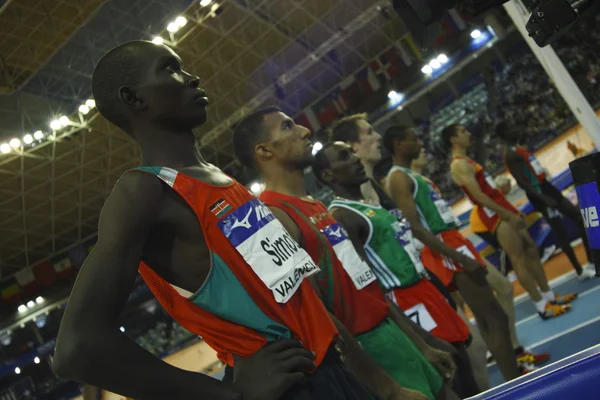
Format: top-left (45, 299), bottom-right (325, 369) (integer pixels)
top-left (387, 279), bottom-right (470, 344)
top-left (475, 197), bottom-right (520, 234)
top-left (421, 229), bottom-right (486, 288)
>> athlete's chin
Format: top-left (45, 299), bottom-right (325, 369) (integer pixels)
top-left (191, 111), bottom-right (208, 127)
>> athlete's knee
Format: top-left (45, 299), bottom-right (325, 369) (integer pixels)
top-left (484, 299), bottom-right (509, 328)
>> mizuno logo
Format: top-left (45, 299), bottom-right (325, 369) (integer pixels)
top-left (329, 227), bottom-right (342, 238)
top-left (582, 206), bottom-right (599, 228)
top-left (231, 208), bottom-right (253, 230)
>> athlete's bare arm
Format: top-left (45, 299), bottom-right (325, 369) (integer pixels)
top-left (451, 159), bottom-right (523, 227)
top-left (268, 205), bottom-right (407, 399)
top-left (53, 173), bottom-right (242, 400)
top-left (505, 151), bottom-right (558, 207)
top-left (388, 170), bottom-right (483, 273)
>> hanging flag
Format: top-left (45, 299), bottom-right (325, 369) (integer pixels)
top-left (339, 76), bottom-right (362, 110)
top-left (312, 97), bottom-right (338, 127)
top-left (68, 244), bottom-right (88, 270)
top-left (34, 262), bottom-right (56, 287)
top-left (399, 34), bottom-right (423, 66)
top-left (370, 47), bottom-right (403, 82)
top-left (327, 49), bottom-right (343, 76)
top-left (446, 9), bottom-right (467, 32)
top-left (52, 257), bottom-right (74, 278)
top-left (273, 80), bottom-right (285, 101)
top-left (355, 66), bottom-right (381, 95)
top-left (298, 108), bottom-right (321, 132)
top-left (0, 279), bottom-right (21, 302)
top-left (329, 88), bottom-right (348, 114)
top-left (15, 267), bottom-right (35, 287)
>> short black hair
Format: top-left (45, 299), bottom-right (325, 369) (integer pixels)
top-left (496, 120), bottom-right (514, 143)
top-left (92, 41), bottom-right (153, 133)
top-left (233, 106), bottom-right (282, 169)
top-left (382, 125), bottom-right (413, 154)
top-left (312, 142), bottom-right (336, 185)
top-left (329, 113), bottom-right (368, 143)
top-left (373, 155), bottom-right (393, 183)
top-left (441, 124), bottom-right (461, 149)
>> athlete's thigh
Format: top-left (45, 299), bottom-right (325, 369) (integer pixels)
top-left (517, 225), bottom-right (538, 250)
top-left (454, 271), bottom-right (500, 317)
top-left (485, 262), bottom-right (512, 297)
top-left (495, 220), bottom-right (526, 259)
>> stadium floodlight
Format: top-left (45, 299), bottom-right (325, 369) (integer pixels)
top-left (437, 54), bottom-right (448, 64)
top-left (36, 296), bottom-right (44, 304)
top-left (312, 141), bottom-right (323, 155)
top-left (388, 90), bottom-right (398, 99)
top-left (9, 138), bottom-right (21, 148)
top-left (23, 134), bottom-right (33, 144)
top-left (200, 0), bottom-right (212, 6)
top-left (250, 182), bottom-right (262, 194)
top-left (15, 367), bottom-right (20, 374)
top-left (167, 22), bottom-right (179, 33)
top-left (58, 116), bottom-right (70, 127)
top-left (85, 99), bottom-right (96, 108)
top-left (34, 357), bottom-right (40, 364)
top-left (34, 131), bottom-right (44, 140)
top-left (79, 104), bottom-right (90, 115)
top-left (471, 29), bottom-right (482, 39)
top-left (429, 59), bottom-right (441, 69)
top-left (421, 65), bottom-right (433, 75)
top-left (175, 16), bottom-right (187, 28)
top-left (152, 36), bottom-right (164, 45)
top-left (1, 143), bottom-right (10, 154)
top-left (120, 326), bottom-right (125, 332)
top-left (17, 304), bottom-right (27, 313)
top-left (50, 119), bottom-right (61, 130)
top-left (27, 300), bottom-right (35, 308)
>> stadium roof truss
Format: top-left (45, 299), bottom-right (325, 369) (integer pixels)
top-left (0, 0), bottom-right (406, 278)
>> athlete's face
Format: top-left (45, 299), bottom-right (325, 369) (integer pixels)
top-left (353, 119), bottom-right (382, 164)
top-left (397, 128), bottom-right (421, 161)
top-left (132, 44), bottom-right (207, 131)
top-left (261, 112), bottom-right (313, 169)
top-left (411, 147), bottom-right (428, 170)
top-left (452, 125), bottom-right (472, 148)
top-left (323, 142), bottom-right (368, 187)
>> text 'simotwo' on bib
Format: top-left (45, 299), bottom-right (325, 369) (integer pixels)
top-left (218, 198), bottom-right (319, 303)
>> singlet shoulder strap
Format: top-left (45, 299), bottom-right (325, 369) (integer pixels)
top-left (387, 166), bottom-right (418, 199)
top-left (328, 201), bottom-right (374, 245)
top-left (133, 166), bottom-right (179, 188)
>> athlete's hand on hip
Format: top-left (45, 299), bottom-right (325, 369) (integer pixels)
top-left (505, 214), bottom-right (527, 231)
top-left (423, 347), bottom-right (456, 382)
top-left (232, 339), bottom-right (315, 400)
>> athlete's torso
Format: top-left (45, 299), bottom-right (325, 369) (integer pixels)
top-left (329, 198), bottom-right (427, 290)
top-left (451, 156), bottom-right (504, 206)
top-left (387, 167), bottom-right (458, 234)
top-left (260, 191), bottom-right (388, 336)
top-left (131, 166), bottom-right (337, 367)
top-left (504, 146), bottom-right (546, 192)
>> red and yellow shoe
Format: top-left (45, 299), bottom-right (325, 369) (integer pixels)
top-left (551, 293), bottom-right (578, 305)
top-left (539, 302), bottom-right (572, 320)
top-left (517, 350), bottom-right (550, 366)
top-left (519, 362), bottom-right (537, 376)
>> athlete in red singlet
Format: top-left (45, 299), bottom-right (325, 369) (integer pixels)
top-left (443, 124), bottom-right (575, 320)
top-left (498, 120), bottom-right (595, 280)
top-left (233, 107), bottom-right (459, 400)
top-left (54, 41), bottom-right (359, 400)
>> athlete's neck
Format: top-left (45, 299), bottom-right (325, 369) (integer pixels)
top-left (362, 160), bottom-right (376, 180)
top-left (332, 183), bottom-right (364, 202)
top-left (392, 154), bottom-right (411, 169)
top-left (262, 165), bottom-right (307, 199)
top-left (411, 164), bottom-right (424, 175)
top-left (137, 127), bottom-right (203, 168)
top-left (451, 146), bottom-right (468, 158)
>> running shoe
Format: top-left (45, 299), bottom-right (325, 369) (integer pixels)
top-left (551, 293), bottom-right (578, 305)
top-left (519, 362), bottom-right (537, 376)
top-left (516, 350), bottom-right (550, 366)
top-left (539, 302), bottom-right (572, 320)
top-left (578, 268), bottom-right (596, 281)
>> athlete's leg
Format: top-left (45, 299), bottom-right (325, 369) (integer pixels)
top-left (453, 300), bottom-right (491, 391)
top-left (451, 344), bottom-right (481, 397)
top-left (484, 262), bottom-right (519, 349)
top-left (453, 272), bottom-right (519, 380)
top-left (546, 213), bottom-right (584, 274)
top-left (516, 226), bottom-right (551, 293)
top-left (495, 221), bottom-right (544, 302)
top-left (556, 194), bottom-right (593, 262)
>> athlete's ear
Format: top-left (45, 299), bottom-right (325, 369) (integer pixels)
top-left (320, 169), bottom-right (334, 184)
top-left (255, 142), bottom-right (273, 163)
top-left (119, 86), bottom-right (145, 110)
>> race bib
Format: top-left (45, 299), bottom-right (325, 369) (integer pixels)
top-left (528, 155), bottom-right (544, 175)
top-left (404, 303), bottom-right (437, 332)
top-left (322, 223), bottom-right (377, 290)
top-left (456, 245), bottom-right (476, 260)
top-left (218, 199), bottom-right (319, 303)
top-left (484, 173), bottom-right (498, 190)
top-left (483, 207), bottom-right (496, 218)
top-left (430, 190), bottom-right (458, 225)
top-left (391, 219), bottom-right (427, 275)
